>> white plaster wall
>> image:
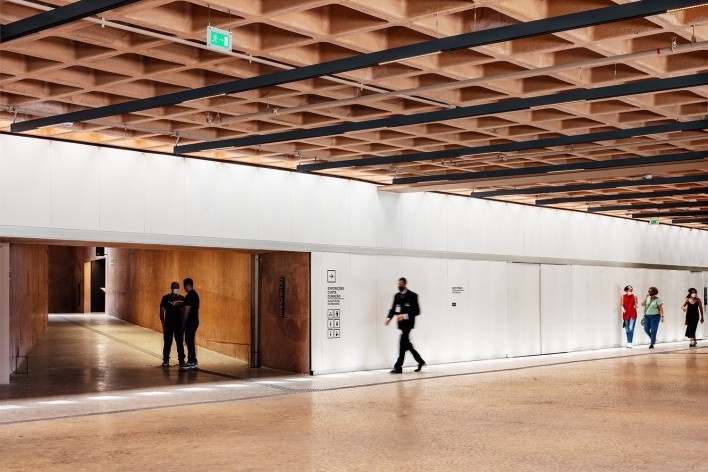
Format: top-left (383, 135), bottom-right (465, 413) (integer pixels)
top-left (2, 134), bottom-right (708, 270)
top-left (1, 134), bottom-right (707, 377)
top-left (311, 252), bottom-right (699, 374)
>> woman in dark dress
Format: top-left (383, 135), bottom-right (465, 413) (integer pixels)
top-left (682, 288), bottom-right (704, 347)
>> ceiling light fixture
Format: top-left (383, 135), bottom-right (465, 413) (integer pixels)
top-left (667, 3), bottom-right (708, 11)
top-left (181, 93), bottom-right (226, 104)
top-left (547, 168), bottom-right (585, 173)
top-left (379, 51), bottom-right (441, 66)
top-left (531, 100), bottom-right (586, 109)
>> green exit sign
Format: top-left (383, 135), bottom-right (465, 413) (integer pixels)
top-left (649, 218), bottom-right (660, 225)
top-left (207, 26), bottom-right (232, 52)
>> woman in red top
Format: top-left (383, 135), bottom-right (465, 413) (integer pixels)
top-left (620, 285), bottom-right (638, 348)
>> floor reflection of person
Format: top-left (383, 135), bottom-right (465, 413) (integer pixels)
top-left (160, 281), bottom-right (185, 367)
top-left (385, 277), bottom-right (425, 374)
top-left (682, 288), bottom-right (704, 348)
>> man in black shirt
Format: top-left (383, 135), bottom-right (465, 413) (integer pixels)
top-left (181, 277), bottom-right (200, 370)
top-left (385, 277), bottom-right (425, 374)
top-left (160, 281), bottom-right (185, 367)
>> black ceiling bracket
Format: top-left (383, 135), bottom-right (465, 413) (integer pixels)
top-left (392, 149), bottom-right (708, 186)
top-left (176, 73), bottom-right (708, 155)
top-left (0, 0), bottom-right (141, 43)
top-left (298, 119), bottom-right (708, 173)
top-left (470, 174), bottom-right (708, 199)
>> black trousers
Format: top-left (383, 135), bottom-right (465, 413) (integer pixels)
top-left (184, 318), bottom-right (200, 364)
top-left (163, 316), bottom-right (185, 363)
top-left (394, 328), bottom-right (424, 369)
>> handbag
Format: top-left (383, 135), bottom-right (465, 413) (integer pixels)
top-left (622, 320), bottom-right (626, 328)
top-left (641, 297), bottom-right (652, 326)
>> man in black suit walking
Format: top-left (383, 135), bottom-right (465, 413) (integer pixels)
top-left (385, 277), bottom-right (425, 374)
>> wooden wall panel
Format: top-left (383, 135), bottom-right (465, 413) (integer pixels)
top-left (78, 247), bottom-right (102, 314)
top-left (259, 252), bottom-right (310, 374)
top-left (106, 248), bottom-right (252, 361)
top-left (9, 244), bottom-right (49, 371)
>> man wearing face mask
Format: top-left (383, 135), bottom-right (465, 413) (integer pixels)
top-left (385, 277), bottom-right (425, 374)
top-left (159, 281), bottom-right (185, 367)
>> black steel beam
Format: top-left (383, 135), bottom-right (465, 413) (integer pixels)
top-left (176, 73), bottom-right (708, 155)
top-left (0, 0), bottom-right (141, 43)
top-left (632, 210), bottom-right (708, 219)
top-left (298, 120), bottom-right (708, 173)
top-left (589, 201), bottom-right (708, 212)
top-left (672, 218), bottom-right (708, 224)
top-left (470, 174), bottom-right (708, 199)
top-left (391, 149), bottom-right (708, 186)
top-left (11, 0), bottom-right (702, 133)
top-left (537, 188), bottom-right (708, 205)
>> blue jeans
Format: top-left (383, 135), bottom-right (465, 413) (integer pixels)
top-left (643, 314), bottom-right (660, 346)
top-left (625, 318), bottom-right (636, 343)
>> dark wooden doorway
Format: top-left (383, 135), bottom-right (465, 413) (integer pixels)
top-left (90, 259), bottom-right (106, 313)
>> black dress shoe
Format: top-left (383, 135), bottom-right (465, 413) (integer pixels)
top-left (414, 362), bottom-right (426, 372)
top-left (390, 368), bottom-right (402, 374)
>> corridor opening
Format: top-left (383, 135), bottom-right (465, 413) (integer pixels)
top-left (0, 241), bottom-right (312, 396)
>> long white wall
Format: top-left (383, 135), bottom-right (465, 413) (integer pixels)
top-left (311, 252), bottom-right (706, 374)
top-left (1, 134), bottom-right (708, 269)
top-left (1, 134), bottom-right (708, 378)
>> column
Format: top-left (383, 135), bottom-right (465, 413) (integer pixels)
top-left (0, 243), bottom-right (10, 384)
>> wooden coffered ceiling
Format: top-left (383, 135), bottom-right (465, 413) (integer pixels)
top-left (1, 0), bottom-right (708, 228)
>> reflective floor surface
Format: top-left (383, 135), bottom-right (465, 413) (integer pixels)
top-left (1, 314), bottom-right (282, 401)
top-left (0, 315), bottom-right (706, 471)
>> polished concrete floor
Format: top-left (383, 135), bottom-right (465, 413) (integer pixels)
top-left (0, 315), bottom-right (282, 401)
top-left (0, 315), bottom-right (706, 471)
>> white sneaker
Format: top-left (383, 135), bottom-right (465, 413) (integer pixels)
top-left (627, 343), bottom-right (633, 348)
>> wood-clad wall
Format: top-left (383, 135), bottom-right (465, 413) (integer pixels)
top-left (9, 244), bottom-right (49, 370)
top-left (106, 248), bottom-right (252, 361)
top-left (259, 252), bottom-right (310, 374)
top-left (48, 246), bottom-right (102, 313)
